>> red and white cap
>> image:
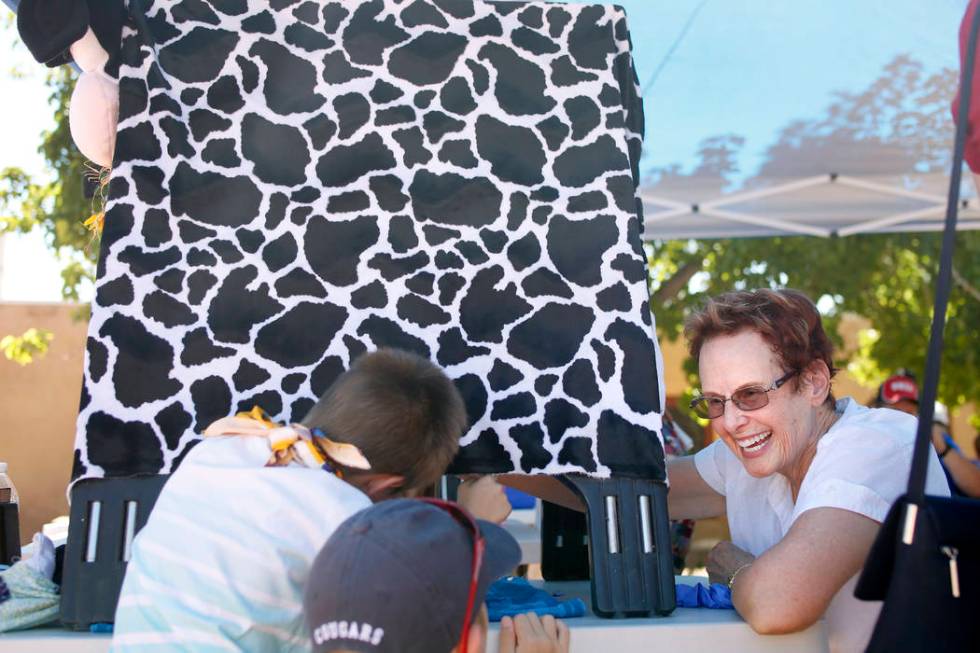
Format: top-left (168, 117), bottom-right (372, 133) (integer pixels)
top-left (879, 374), bottom-right (919, 405)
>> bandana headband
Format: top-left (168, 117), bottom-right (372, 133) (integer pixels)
top-left (203, 406), bottom-right (371, 476)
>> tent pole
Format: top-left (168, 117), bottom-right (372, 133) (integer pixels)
top-left (835, 175), bottom-right (951, 205)
top-left (637, 191), bottom-right (689, 210)
top-left (699, 207), bottom-right (832, 237)
top-left (698, 175), bottom-right (828, 208)
top-left (838, 206), bottom-right (947, 237)
top-left (643, 207), bottom-right (691, 225)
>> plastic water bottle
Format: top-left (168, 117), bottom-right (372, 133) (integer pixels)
top-left (0, 462), bottom-right (18, 505)
top-left (0, 461), bottom-right (21, 565)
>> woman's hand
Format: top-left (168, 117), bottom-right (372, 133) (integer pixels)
top-left (457, 475), bottom-right (512, 524)
top-left (707, 541), bottom-right (755, 586)
top-left (497, 613), bottom-right (570, 653)
top-left (931, 425), bottom-right (948, 454)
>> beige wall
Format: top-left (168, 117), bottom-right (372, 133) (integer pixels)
top-left (0, 302), bottom-right (88, 541)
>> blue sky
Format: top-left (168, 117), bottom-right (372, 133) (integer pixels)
top-left (607, 0), bottom-right (966, 179)
top-left (0, 1), bottom-right (970, 301)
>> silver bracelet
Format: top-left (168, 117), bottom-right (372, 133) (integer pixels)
top-left (727, 562), bottom-right (752, 591)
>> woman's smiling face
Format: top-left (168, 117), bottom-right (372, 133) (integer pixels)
top-left (698, 330), bottom-right (820, 480)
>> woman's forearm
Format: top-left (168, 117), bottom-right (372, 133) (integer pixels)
top-left (731, 508), bottom-right (879, 635)
top-left (943, 450), bottom-right (980, 497)
top-left (731, 562), bottom-right (823, 635)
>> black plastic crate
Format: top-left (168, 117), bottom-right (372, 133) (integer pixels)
top-left (60, 475), bottom-right (169, 629)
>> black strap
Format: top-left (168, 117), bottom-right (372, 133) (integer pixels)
top-left (907, 3), bottom-right (980, 502)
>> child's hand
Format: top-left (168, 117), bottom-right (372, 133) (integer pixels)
top-left (457, 475), bottom-right (512, 524)
top-left (497, 613), bottom-right (570, 653)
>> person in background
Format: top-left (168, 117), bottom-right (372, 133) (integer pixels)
top-left (872, 371), bottom-right (980, 498)
top-left (871, 370), bottom-right (919, 416)
top-left (304, 499), bottom-right (570, 653)
top-left (931, 402), bottom-right (980, 497)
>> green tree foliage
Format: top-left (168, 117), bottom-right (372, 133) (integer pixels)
top-left (0, 327), bottom-right (53, 365)
top-left (647, 56), bottom-right (980, 410)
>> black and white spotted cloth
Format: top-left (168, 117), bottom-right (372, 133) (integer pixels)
top-left (72, 0), bottom-right (666, 482)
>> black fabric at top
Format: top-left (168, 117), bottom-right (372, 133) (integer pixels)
top-left (16, 0), bottom-right (126, 75)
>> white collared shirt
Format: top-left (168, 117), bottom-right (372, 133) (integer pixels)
top-left (694, 398), bottom-right (950, 652)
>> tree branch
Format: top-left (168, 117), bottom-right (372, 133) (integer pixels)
top-left (953, 266), bottom-right (980, 303)
top-left (653, 259), bottom-right (704, 304)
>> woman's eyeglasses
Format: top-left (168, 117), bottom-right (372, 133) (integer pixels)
top-left (417, 498), bottom-right (485, 653)
top-left (690, 370), bottom-right (798, 419)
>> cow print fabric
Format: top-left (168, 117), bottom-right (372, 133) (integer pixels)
top-left (73, 0), bottom-right (666, 482)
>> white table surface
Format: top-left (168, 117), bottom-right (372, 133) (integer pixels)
top-left (0, 629), bottom-right (111, 652)
top-left (0, 577), bottom-right (827, 653)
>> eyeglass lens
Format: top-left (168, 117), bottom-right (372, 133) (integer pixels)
top-left (691, 371), bottom-right (796, 419)
top-left (693, 386), bottom-right (772, 418)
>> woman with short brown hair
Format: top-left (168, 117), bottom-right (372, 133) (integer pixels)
top-left (670, 288), bottom-right (950, 652)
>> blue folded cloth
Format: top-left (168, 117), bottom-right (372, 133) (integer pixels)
top-left (486, 577), bottom-right (587, 621)
top-left (675, 582), bottom-right (734, 609)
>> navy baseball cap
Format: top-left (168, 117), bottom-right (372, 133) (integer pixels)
top-left (304, 498), bottom-right (521, 653)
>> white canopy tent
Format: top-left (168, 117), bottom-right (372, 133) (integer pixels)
top-left (642, 173), bottom-right (980, 239)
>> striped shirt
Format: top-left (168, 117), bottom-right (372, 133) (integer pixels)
top-left (111, 436), bottom-right (371, 652)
